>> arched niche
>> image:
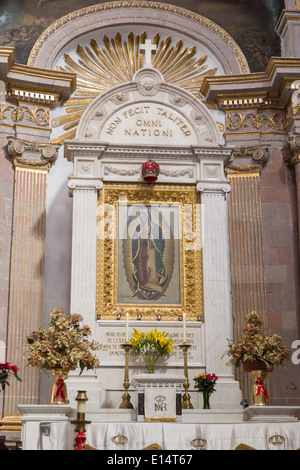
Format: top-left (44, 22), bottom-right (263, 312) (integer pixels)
top-left (28, 2), bottom-right (249, 77)
top-left (32, 3), bottom-right (250, 146)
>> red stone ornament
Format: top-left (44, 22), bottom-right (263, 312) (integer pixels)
top-left (141, 159), bottom-right (160, 182)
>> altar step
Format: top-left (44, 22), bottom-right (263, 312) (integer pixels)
top-left (81, 408), bottom-right (245, 424)
top-left (81, 406), bottom-right (299, 424)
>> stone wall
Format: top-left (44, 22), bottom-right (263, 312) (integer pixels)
top-left (261, 148), bottom-right (300, 406)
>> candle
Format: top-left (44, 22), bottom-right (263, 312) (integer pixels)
top-left (76, 391), bottom-right (87, 413)
top-left (125, 312), bottom-right (129, 342)
top-left (77, 399), bottom-right (86, 414)
top-left (183, 312), bottom-right (186, 343)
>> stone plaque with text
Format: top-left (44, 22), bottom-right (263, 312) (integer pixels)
top-left (96, 320), bottom-right (204, 368)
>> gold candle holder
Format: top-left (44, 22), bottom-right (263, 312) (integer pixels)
top-left (71, 390), bottom-right (91, 433)
top-left (119, 343), bottom-right (134, 409)
top-left (179, 344), bottom-right (194, 409)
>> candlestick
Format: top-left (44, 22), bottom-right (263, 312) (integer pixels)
top-left (179, 344), bottom-right (194, 409)
top-left (125, 312), bottom-right (129, 342)
top-left (71, 390), bottom-right (91, 433)
top-left (183, 312), bottom-right (186, 343)
top-left (119, 343), bottom-right (134, 409)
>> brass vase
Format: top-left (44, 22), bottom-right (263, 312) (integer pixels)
top-left (50, 369), bottom-right (69, 405)
top-left (250, 369), bottom-right (269, 406)
top-left (242, 361), bottom-right (273, 406)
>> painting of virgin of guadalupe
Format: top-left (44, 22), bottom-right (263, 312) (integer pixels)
top-left (117, 205), bottom-right (181, 305)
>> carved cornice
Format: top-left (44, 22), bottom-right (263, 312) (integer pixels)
top-left (7, 136), bottom-right (58, 169)
top-left (0, 47), bottom-right (76, 101)
top-left (201, 57), bottom-right (300, 106)
top-left (64, 141), bottom-right (107, 162)
top-left (226, 146), bottom-right (269, 173)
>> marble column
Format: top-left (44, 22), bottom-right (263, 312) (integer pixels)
top-left (2, 138), bottom-right (57, 426)
top-left (197, 179), bottom-right (242, 407)
top-left (68, 178), bottom-right (103, 319)
top-left (66, 146), bottom-right (104, 412)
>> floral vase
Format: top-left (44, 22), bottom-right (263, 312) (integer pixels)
top-left (202, 391), bottom-right (210, 409)
top-left (50, 369), bottom-right (69, 404)
top-left (144, 357), bottom-right (159, 374)
top-left (143, 352), bottom-right (161, 374)
top-left (250, 369), bottom-right (269, 406)
top-left (242, 361), bottom-right (273, 406)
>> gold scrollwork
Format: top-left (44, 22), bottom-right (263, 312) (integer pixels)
top-left (226, 111), bottom-right (287, 132)
top-left (96, 183), bottom-right (203, 321)
top-left (0, 105), bottom-right (50, 126)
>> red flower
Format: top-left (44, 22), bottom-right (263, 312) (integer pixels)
top-left (0, 362), bottom-right (22, 391)
top-left (0, 362), bottom-right (10, 370)
top-left (11, 365), bottom-right (19, 374)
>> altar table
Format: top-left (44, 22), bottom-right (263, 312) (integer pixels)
top-left (48, 421), bottom-right (300, 450)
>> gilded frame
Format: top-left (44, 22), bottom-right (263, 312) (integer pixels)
top-left (96, 183), bottom-right (203, 321)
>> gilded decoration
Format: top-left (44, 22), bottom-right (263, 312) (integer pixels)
top-left (7, 137), bottom-right (58, 169)
top-left (51, 32), bottom-right (217, 144)
top-left (96, 184), bottom-right (203, 321)
top-left (226, 146), bottom-right (269, 173)
top-left (226, 111), bottom-right (287, 132)
top-left (0, 104), bottom-right (50, 126)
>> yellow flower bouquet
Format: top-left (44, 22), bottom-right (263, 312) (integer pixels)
top-left (129, 328), bottom-right (174, 373)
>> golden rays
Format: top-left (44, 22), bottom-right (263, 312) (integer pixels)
top-left (51, 32), bottom-right (217, 144)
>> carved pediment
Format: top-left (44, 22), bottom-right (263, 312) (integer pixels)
top-left (51, 32), bottom-right (221, 146)
top-left (72, 67), bottom-right (222, 147)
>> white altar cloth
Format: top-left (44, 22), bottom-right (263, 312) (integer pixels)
top-left (48, 421), bottom-right (300, 450)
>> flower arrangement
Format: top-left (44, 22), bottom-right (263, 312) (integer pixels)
top-left (224, 311), bottom-right (291, 369)
top-left (0, 362), bottom-right (22, 391)
top-left (193, 373), bottom-right (218, 409)
top-left (26, 308), bottom-right (101, 374)
top-left (129, 328), bottom-right (174, 373)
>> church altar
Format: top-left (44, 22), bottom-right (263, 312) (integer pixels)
top-left (47, 420), bottom-right (300, 451)
top-left (18, 403), bottom-right (300, 450)
top-left (1, 1), bottom-right (300, 450)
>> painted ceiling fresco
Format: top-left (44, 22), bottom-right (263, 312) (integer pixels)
top-left (0, 0), bottom-right (284, 72)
